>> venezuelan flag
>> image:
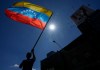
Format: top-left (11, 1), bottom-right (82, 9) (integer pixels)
top-left (5, 1), bottom-right (52, 30)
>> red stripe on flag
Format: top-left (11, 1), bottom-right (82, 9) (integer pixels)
top-left (5, 9), bottom-right (46, 30)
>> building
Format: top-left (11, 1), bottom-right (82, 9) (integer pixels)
top-left (41, 6), bottom-right (100, 70)
top-left (71, 5), bottom-right (94, 26)
top-left (41, 51), bottom-right (66, 70)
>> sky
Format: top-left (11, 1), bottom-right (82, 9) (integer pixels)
top-left (0, 0), bottom-right (100, 70)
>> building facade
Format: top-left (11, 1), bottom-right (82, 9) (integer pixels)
top-left (41, 6), bottom-right (100, 70)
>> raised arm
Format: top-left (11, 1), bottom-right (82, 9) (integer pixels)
top-left (31, 48), bottom-right (36, 62)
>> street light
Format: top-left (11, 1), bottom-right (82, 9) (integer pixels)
top-left (53, 40), bottom-right (62, 49)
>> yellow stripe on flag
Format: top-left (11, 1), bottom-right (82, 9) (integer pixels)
top-left (13, 1), bottom-right (52, 17)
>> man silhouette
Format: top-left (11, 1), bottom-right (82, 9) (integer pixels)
top-left (19, 48), bottom-right (36, 70)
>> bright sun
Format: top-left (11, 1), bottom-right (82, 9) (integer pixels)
top-left (49, 24), bottom-right (56, 30)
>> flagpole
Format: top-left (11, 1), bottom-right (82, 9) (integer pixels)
top-left (31, 14), bottom-right (53, 51)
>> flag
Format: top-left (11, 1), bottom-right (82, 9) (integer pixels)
top-left (5, 1), bottom-right (52, 30)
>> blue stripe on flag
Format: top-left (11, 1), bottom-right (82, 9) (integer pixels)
top-left (8, 7), bottom-right (49, 23)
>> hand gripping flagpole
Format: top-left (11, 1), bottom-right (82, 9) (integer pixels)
top-left (31, 14), bottom-right (53, 51)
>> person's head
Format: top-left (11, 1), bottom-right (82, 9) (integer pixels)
top-left (26, 52), bottom-right (32, 59)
